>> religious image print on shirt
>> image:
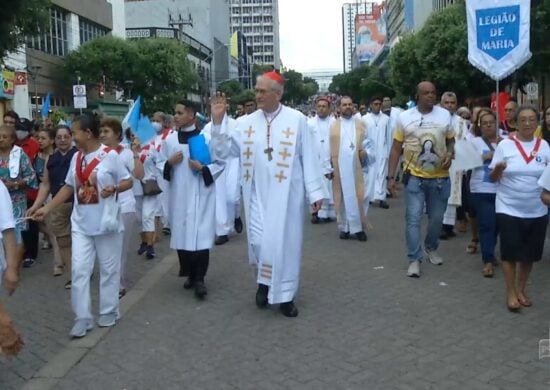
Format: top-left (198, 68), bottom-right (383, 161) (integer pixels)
top-left (77, 171), bottom-right (99, 205)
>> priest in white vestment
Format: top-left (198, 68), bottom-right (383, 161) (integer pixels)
top-left (202, 116), bottom-right (242, 245)
top-left (363, 96), bottom-right (391, 209)
top-left (329, 96), bottom-right (374, 242)
top-left (307, 96), bottom-right (336, 223)
top-left (210, 72), bottom-right (327, 317)
top-left (158, 100), bottom-right (225, 299)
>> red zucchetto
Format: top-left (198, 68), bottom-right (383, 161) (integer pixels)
top-left (262, 71), bottom-right (284, 85)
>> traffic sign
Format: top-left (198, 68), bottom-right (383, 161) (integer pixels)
top-left (73, 84), bottom-right (87, 109)
top-left (525, 82), bottom-right (538, 100)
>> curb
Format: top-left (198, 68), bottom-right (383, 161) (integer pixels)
top-left (21, 252), bottom-right (177, 390)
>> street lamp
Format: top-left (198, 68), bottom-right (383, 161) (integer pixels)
top-left (28, 65), bottom-right (42, 119)
top-left (124, 80), bottom-right (134, 101)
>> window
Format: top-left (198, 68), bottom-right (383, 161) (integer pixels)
top-left (79, 17), bottom-right (108, 45)
top-left (27, 7), bottom-right (68, 56)
top-left (263, 15), bottom-right (272, 23)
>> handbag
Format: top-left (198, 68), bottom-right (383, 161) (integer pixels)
top-left (99, 193), bottom-right (121, 233)
top-left (141, 179), bottom-right (162, 196)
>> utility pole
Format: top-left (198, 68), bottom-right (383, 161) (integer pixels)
top-left (28, 65), bottom-right (42, 119)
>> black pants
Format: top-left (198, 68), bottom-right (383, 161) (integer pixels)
top-left (177, 249), bottom-right (209, 281)
top-left (22, 199), bottom-right (39, 259)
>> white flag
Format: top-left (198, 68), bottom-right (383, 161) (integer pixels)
top-left (466, 0), bottom-right (531, 81)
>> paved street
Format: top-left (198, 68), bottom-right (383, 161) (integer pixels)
top-left (3, 194), bottom-right (550, 389)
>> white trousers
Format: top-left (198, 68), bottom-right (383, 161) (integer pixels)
top-left (373, 157), bottom-right (389, 201)
top-left (443, 204), bottom-right (457, 226)
top-left (71, 231), bottom-right (122, 322)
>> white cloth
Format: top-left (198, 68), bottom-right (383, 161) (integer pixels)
top-left (308, 115), bottom-right (335, 219)
top-left (65, 145), bottom-right (131, 236)
top-left (0, 182), bottom-right (15, 288)
top-left (212, 106), bottom-right (327, 304)
top-left (158, 129), bottom-right (224, 251)
top-left (490, 138), bottom-right (550, 218)
top-left (154, 130), bottom-right (172, 228)
top-left (203, 119), bottom-right (241, 236)
top-left (71, 231), bottom-right (122, 322)
top-left (116, 147), bottom-right (137, 214)
top-left (8, 145), bottom-right (22, 179)
top-left (470, 137), bottom-right (497, 194)
top-left (335, 117), bottom-right (373, 233)
top-left (363, 112), bottom-right (391, 201)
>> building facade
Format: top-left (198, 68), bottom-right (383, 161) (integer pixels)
top-left (229, 0), bottom-right (281, 69)
top-left (342, 2), bottom-right (374, 73)
top-left (125, 0), bottom-right (233, 103)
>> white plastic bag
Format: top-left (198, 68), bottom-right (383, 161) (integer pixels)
top-left (450, 139), bottom-right (483, 172)
top-left (99, 194), bottom-right (120, 233)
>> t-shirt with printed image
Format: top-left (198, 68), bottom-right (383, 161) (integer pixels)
top-left (393, 105), bottom-right (454, 179)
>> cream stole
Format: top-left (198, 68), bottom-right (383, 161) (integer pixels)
top-left (329, 119), bottom-right (367, 228)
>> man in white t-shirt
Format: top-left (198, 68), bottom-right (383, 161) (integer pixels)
top-left (387, 81), bottom-right (454, 277)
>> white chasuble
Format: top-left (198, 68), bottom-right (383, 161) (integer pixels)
top-left (330, 118), bottom-right (373, 234)
top-left (159, 130), bottom-right (224, 251)
top-left (203, 119), bottom-right (240, 236)
top-left (212, 106), bottom-right (326, 304)
top-left (363, 112), bottom-right (391, 201)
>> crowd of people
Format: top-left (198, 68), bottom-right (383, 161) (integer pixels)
top-left (1, 73), bottom-right (550, 356)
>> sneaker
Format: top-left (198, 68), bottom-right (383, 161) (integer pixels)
top-left (407, 261), bottom-right (421, 277)
top-left (146, 246), bottom-right (155, 260)
top-left (70, 319), bottom-right (93, 338)
top-left (162, 227), bottom-right (171, 236)
top-left (22, 258), bottom-right (35, 268)
top-left (97, 313), bottom-right (117, 328)
top-left (425, 249), bottom-right (443, 265)
top-left (137, 242), bottom-right (147, 255)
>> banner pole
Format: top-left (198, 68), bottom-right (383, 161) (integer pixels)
top-left (495, 79), bottom-right (500, 129)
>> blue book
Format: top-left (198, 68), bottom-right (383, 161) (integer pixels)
top-left (188, 134), bottom-right (211, 176)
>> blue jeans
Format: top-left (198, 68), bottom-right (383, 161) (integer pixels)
top-left (405, 176), bottom-right (450, 262)
top-left (470, 192), bottom-right (497, 263)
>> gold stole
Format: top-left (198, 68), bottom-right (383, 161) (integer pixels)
top-left (329, 119), bottom-right (367, 228)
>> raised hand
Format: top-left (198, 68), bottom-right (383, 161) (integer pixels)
top-left (210, 92), bottom-right (227, 125)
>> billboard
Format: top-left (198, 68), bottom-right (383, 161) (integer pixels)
top-left (0, 69), bottom-right (14, 99)
top-left (354, 3), bottom-right (387, 65)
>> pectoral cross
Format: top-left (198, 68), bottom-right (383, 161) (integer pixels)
top-left (264, 147), bottom-right (274, 161)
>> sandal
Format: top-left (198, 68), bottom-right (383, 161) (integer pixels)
top-left (482, 264), bottom-right (494, 278)
top-left (119, 289), bottom-right (127, 299)
top-left (517, 293), bottom-right (532, 307)
top-left (466, 239), bottom-right (479, 254)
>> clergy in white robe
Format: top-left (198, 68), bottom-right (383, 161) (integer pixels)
top-left (307, 96), bottom-right (336, 222)
top-left (151, 112), bottom-right (173, 233)
top-left (202, 117), bottom-right (241, 244)
top-left (329, 96), bottom-right (374, 242)
top-left (363, 97), bottom-right (391, 208)
top-left (158, 100), bottom-right (224, 299)
top-left (210, 72), bottom-right (327, 317)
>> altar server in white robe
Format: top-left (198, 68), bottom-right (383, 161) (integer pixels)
top-left (308, 96), bottom-right (335, 223)
top-left (32, 115), bottom-right (133, 338)
top-left (202, 116), bottom-right (241, 245)
top-left (210, 72), bottom-right (327, 317)
top-left (363, 96), bottom-right (391, 209)
top-left (329, 96), bottom-right (374, 242)
top-left (158, 100), bottom-right (224, 299)
top-left (151, 112), bottom-right (173, 235)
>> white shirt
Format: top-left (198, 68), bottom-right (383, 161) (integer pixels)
top-left (0, 181), bottom-right (15, 279)
top-left (469, 137), bottom-right (497, 194)
top-left (489, 137), bottom-right (550, 218)
top-left (117, 147), bottom-right (137, 213)
top-left (65, 145), bottom-right (131, 236)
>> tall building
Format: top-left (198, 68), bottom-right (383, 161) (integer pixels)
top-left (342, 2), bottom-right (373, 73)
top-left (229, 0), bottom-right (281, 69)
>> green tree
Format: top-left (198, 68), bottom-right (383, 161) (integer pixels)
top-left (0, 0), bottom-right (50, 58)
top-left (329, 65), bottom-right (393, 104)
top-left (217, 79), bottom-right (243, 112)
top-left (252, 64), bottom-right (274, 81)
top-left (64, 36), bottom-right (198, 113)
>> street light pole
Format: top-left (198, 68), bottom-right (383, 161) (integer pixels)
top-left (28, 65), bottom-right (42, 119)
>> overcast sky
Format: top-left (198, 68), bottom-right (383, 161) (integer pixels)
top-left (278, 0), bottom-right (351, 73)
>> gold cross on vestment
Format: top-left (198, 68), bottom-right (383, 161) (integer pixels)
top-left (282, 127), bottom-right (294, 139)
top-left (275, 170), bottom-right (287, 183)
top-left (264, 147), bottom-right (274, 161)
top-left (243, 147), bottom-right (253, 159)
top-left (279, 147), bottom-right (291, 160)
top-left (245, 127), bottom-right (255, 138)
top-left (244, 170), bottom-right (251, 181)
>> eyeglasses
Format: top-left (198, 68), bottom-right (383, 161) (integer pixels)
top-left (56, 135), bottom-right (71, 140)
top-left (480, 121), bottom-right (496, 127)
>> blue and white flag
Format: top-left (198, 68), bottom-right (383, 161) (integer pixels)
top-left (41, 92), bottom-right (50, 118)
top-left (466, 0), bottom-right (531, 81)
top-left (121, 96), bottom-right (141, 132)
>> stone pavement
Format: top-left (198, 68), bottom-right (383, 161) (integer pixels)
top-left (4, 195), bottom-right (550, 389)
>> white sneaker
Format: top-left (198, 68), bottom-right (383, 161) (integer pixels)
top-left (407, 261), bottom-right (421, 277)
top-left (425, 249), bottom-right (443, 265)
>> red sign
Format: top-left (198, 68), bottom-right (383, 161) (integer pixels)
top-left (15, 72), bottom-right (27, 85)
